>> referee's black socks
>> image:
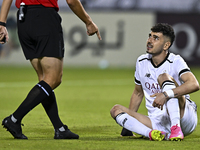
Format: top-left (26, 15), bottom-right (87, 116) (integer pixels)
top-left (12, 80), bottom-right (52, 123)
top-left (42, 91), bottom-right (64, 130)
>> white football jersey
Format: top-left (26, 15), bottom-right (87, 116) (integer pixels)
top-left (134, 52), bottom-right (191, 117)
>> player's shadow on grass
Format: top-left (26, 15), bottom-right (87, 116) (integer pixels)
top-left (74, 125), bottom-right (147, 141)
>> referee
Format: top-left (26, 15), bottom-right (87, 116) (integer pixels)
top-left (0, 0), bottom-right (101, 139)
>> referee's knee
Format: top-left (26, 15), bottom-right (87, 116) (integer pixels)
top-left (44, 74), bottom-right (62, 89)
top-left (53, 74), bottom-right (62, 88)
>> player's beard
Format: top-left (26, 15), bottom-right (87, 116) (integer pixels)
top-left (146, 43), bottom-right (164, 56)
top-left (146, 47), bottom-right (164, 57)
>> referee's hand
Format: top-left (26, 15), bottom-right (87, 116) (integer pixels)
top-left (0, 26), bottom-right (8, 44)
top-left (86, 21), bottom-right (102, 40)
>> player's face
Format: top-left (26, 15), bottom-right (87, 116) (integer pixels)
top-left (146, 32), bottom-right (167, 55)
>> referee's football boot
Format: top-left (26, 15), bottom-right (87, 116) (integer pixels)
top-left (2, 115), bottom-right (27, 139)
top-left (54, 125), bottom-right (79, 139)
top-left (149, 130), bottom-right (166, 141)
top-left (169, 124), bottom-right (184, 141)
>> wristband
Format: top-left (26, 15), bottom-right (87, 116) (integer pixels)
top-left (165, 89), bottom-right (174, 98)
top-left (0, 21), bottom-right (6, 27)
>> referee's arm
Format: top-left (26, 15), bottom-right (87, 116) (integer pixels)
top-left (0, 0), bottom-right (12, 43)
top-left (66, 0), bottom-right (101, 40)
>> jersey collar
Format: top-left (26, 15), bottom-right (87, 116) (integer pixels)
top-left (150, 52), bottom-right (170, 68)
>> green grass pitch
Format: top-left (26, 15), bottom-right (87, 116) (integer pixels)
top-left (0, 66), bottom-right (200, 150)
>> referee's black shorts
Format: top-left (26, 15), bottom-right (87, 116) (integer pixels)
top-left (17, 5), bottom-right (64, 60)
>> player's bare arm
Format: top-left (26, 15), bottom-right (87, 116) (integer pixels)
top-left (151, 72), bottom-right (199, 110)
top-left (129, 84), bottom-right (144, 112)
top-left (172, 72), bottom-right (199, 97)
top-left (66, 0), bottom-right (101, 40)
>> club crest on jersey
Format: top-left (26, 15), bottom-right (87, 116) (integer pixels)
top-left (163, 70), bottom-right (167, 73)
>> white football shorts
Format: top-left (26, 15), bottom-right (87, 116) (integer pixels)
top-left (149, 99), bottom-right (197, 136)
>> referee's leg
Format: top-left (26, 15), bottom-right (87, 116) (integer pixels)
top-left (30, 56), bottom-right (79, 139)
top-left (31, 57), bottom-right (63, 90)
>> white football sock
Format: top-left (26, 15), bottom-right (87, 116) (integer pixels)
top-left (166, 99), bottom-right (180, 127)
top-left (115, 113), bottom-right (151, 138)
top-left (162, 81), bottom-right (180, 127)
top-left (11, 115), bottom-right (17, 123)
top-left (59, 126), bottom-right (65, 132)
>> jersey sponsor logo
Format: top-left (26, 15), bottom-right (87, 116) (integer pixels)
top-left (145, 82), bottom-right (161, 94)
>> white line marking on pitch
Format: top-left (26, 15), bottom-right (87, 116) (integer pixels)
top-left (0, 79), bottom-right (133, 88)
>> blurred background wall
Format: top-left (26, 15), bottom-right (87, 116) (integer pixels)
top-left (0, 0), bottom-right (200, 68)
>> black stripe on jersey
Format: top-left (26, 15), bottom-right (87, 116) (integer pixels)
top-left (139, 58), bottom-right (149, 62)
top-left (135, 78), bottom-right (141, 84)
top-left (166, 59), bottom-right (173, 63)
top-left (179, 69), bottom-right (191, 77)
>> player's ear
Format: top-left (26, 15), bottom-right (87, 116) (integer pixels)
top-left (164, 41), bottom-right (171, 50)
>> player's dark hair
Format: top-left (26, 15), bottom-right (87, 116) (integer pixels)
top-left (151, 23), bottom-right (175, 49)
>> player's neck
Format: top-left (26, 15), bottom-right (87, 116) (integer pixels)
top-left (151, 51), bottom-right (168, 66)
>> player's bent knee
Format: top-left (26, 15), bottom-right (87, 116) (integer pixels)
top-left (110, 104), bottom-right (122, 119)
top-left (157, 73), bottom-right (172, 85)
top-left (158, 73), bottom-right (168, 80)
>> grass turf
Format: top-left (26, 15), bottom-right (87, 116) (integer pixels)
top-left (0, 66), bottom-right (200, 150)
